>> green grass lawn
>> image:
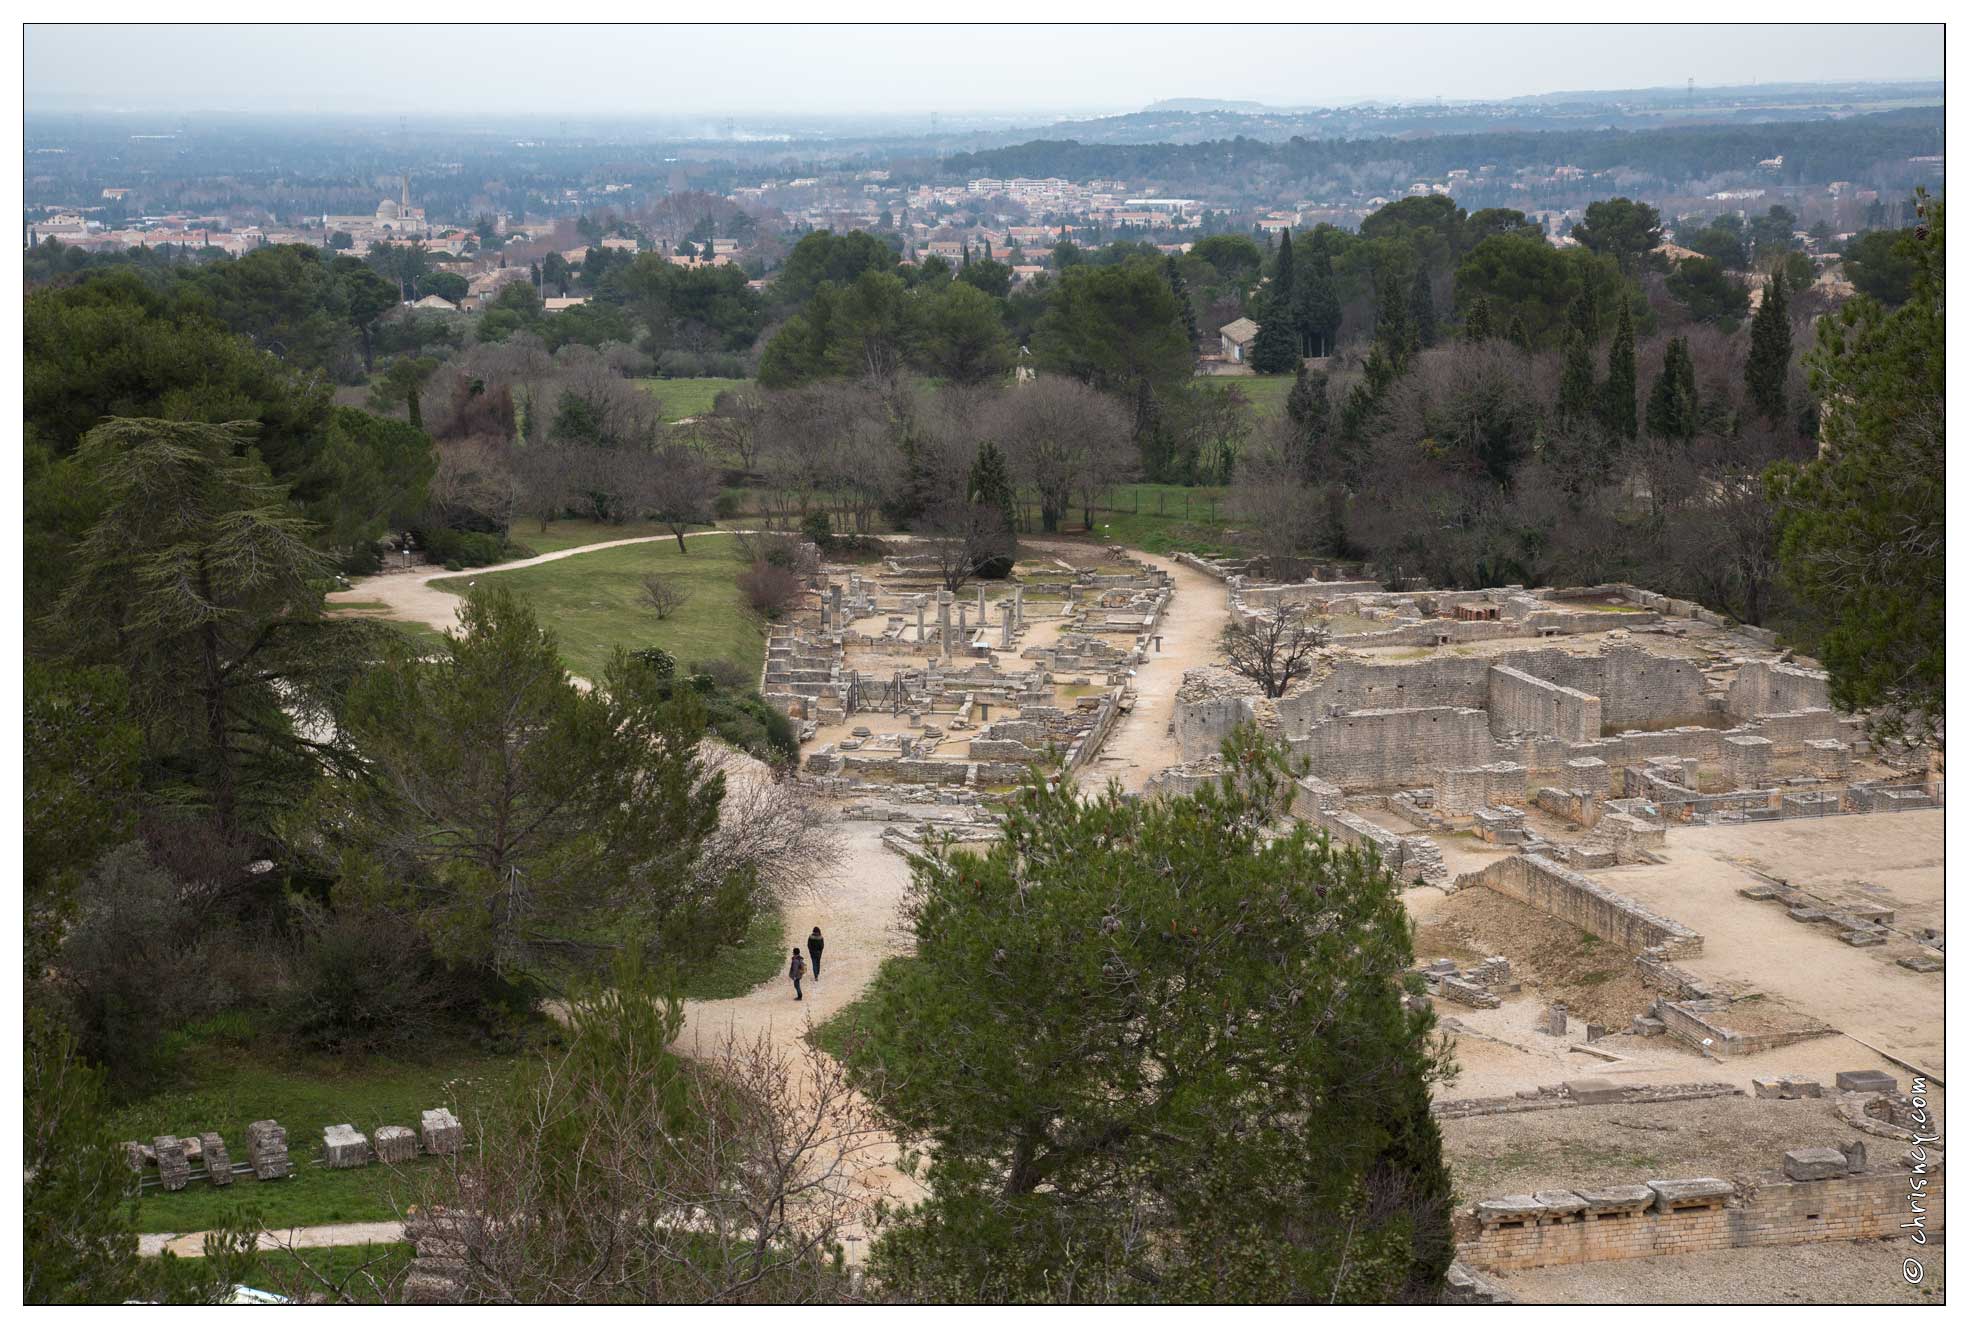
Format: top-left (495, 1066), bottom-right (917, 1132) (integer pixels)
top-left (675, 907), bottom-right (786, 1002)
top-left (805, 956), bottom-right (915, 1064)
top-left (635, 376), bottom-right (751, 422)
top-left (1201, 373), bottom-right (1295, 417)
top-left (108, 1037), bottom-right (534, 1233)
top-left (149, 1241), bottom-right (412, 1304)
top-left (328, 602), bottom-right (451, 654)
top-left (429, 535), bottom-right (763, 683)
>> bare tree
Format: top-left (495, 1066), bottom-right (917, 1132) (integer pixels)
top-left (918, 498), bottom-right (1013, 594)
top-left (639, 571), bottom-right (694, 621)
top-left (428, 438), bottom-right (523, 533)
top-left (987, 376), bottom-right (1133, 533)
top-left (396, 995), bottom-right (880, 1304)
top-left (702, 386), bottom-right (769, 475)
top-left (639, 444), bottom-right (721, 553)
top-left (1219, 608), bottom-right (1330, 699)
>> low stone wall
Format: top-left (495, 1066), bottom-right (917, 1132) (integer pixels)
top-left (1453, 855), bottom-right (1702, 957)
top-left (1488, 665), bottom-right (1602, 743)
top-left (1460, 1160), bottom-right (1940, 1273)
top-left (1294, 801), bottom-right (1448, 884)
top-left (1728, 660), bottom-right (1833, 721)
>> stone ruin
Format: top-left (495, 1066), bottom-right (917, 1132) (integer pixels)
top-left (123, 1108), bottom-right (459, 1190)
top-left (775, 550), bottom-right (1173, 808)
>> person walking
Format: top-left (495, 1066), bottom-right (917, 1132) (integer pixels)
top-left (807, 927), bottom-right (825, 982)
top-left (788, 947), bottom-right (807, 1001)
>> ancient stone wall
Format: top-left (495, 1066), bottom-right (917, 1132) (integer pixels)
top-left (1728, 661), bottom-right (1834, 720)
top-left (1290, 707), bottom-right (1496, 791)
top-left (1174, 694), bottom-right (1256, 762)
top-left (1454, 855), bottom-right (1702, 956)
top-left (1488, 666), bottom-right (1602, 742)
top-left (1461, 1165), bottom-right (1939, 1273)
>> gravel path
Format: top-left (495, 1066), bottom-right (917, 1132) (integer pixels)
top-left (1072, 549), bottom-right (1228, 793)
top-left (327, 531), bottom-right (747, 634)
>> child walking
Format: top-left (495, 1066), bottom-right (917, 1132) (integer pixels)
top-left (788, 946), bottom-right (807, 1001)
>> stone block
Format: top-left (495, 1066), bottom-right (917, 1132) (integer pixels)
top-left (1834, 1069), bottom-right (1896, 1094)
top-left (200, 1133), bottom-right (233, 1186)
top-left (1840, 1140), bottom-right (1868, 1172)
top-left (1575, 1184), bottom-right (1656, 1215)
top-left (122, 1141), bottom-right (152, 1172)
top-left (1540, 1003), bottom-right (1569, 1037)
top-left (1898, 954), bottom-right (1944, 973)
top-left (1564, 1078), bottom-right (1625, 1105)
top-left (421, 1107), bottom-right (463, 1156)
top-left (1531, 1190), bottom-right (1587, 1217)
top-left (374, 1125), bottom-right (418, 1165)
top-left (323, 1124), bottom-right (370, 1169)
top-left (1585, 1023), bottom-right (1607, 1042)
top-left (1630, 1016), bottom-right (1666, 1037)
top-left (1646, 1177), bottom-right (1734, 1211)
top-left (1783, 1147), bottom-right (1850, 1181)
top-left (1476, 1195), bottom-right (1547, 1224)
top-left (1841, 929), bottom-right (1886, 947)
top-left (246, 1120), bottom-right (291, 1181)
top-left (153, 1135), bottom-right (191, 1192)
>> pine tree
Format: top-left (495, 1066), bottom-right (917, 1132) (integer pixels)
top-left (1249, 296), bottom-right (1301, 375)
top-left (1600, 297), bottom-right (1637, 441)
top-left (1646, 336), bottom-right (1698, 443)
top-left (1745, 274), bottom-right (1792, 427)
top-left (1557, 329), bottom-right (1597, 421)
top-left (1408, 266), bottom-right (1437, 349)
top-left (1463, 295), bottom-right (1495, 343)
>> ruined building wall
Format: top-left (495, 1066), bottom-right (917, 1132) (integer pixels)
top-left (1728, 661), bottom-right (1834, 721)
top-left (1487, 666), bottom-right (1603, 743)
top-left (1174, 695), bottom-right (1256, 762)
top-left (1291, 707), bottom-right (1496, 791)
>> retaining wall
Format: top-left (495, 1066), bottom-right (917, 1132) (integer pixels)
top-left (1454, 855), bottom-right (1702, 956)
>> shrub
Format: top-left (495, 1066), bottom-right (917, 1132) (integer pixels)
top-left (689, 658), bottom-right (754, 692)
top-left (738, 559), bottom-right (803, 620)
top-left (713, 491), bottom-right (741, 520)
top-left (800, 511), bottom-right (833, 549)
top-left (632, 646), bottom-right (678, 679)
top-left (279, 903), bottom-right (454, 1055)
top-left (420, 527), bottom-right (511, 568)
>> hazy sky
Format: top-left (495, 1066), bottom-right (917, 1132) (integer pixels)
top-left (25, 23), bottom-right (1944, 118)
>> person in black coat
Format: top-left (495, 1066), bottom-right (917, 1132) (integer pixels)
top-left (807, 927), bottom-right (825, 981)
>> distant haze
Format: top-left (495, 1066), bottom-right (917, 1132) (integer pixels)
top-left (25, 23), bottom-right (1944, 118)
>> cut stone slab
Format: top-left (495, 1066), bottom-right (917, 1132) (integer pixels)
top-left (200, 1133), bottom-right (233, 1186)
top-left (1784, 1147), bottom-right (1851, 1181)
top-left (1532, 1190), bottom-right (1588, 1217)
top-left (153, 1135), bottom-right (191, 1192)
top-left (1647, 1178), bottom-right (1735, 1210)
top-left (323, 1124), bottom-right (370, 1169)
top-left (1835, 1069), bottom-right (1897, 1094)
top-left (420, 1107), bottom-right (463, 1156)
top-left (1841, 929), bottom-right (1886, 947)
top-left (246, 1120), bottom-right (291, 1181)
top-left (1898, 954), bottom-right (1944, 973)
top-left (1575, 1184), bottom-right (1656, 1214)
top-left (374, 1125), bottom-right (417, 1165)
top-left (1476, 1195), bottom-right (1547, 1224)
top-left (1564, 1078), bottom-right (1626, 1105)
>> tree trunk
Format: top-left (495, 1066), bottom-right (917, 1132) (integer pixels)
top-left (197, 555), bottom-right (236, 832)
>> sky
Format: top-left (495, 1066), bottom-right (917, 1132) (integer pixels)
top-left (24, 23), bottom-right (1944, 119)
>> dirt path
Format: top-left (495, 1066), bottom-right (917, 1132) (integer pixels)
top-left (138, 817), bottom-right (922, 1262)
top-left (1073, 550), bottom-right (1228, 793)
top-left (327, 531), bottom-right (745, 635)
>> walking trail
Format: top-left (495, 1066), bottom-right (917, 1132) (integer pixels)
top-left (1070, 548), bottom-right (1229, 793)
top-left (326, 531), bottom-right (743, 635)
top-left (149, 539), bottom-right (1215, 1261)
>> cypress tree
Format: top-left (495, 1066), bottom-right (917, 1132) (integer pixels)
top-left (1646, 336), bottom-right (1698, 443)
top-left (1507, 314), bottom-right (1532, 352)
top-left (1745, 275), bottom-right (1792, 427)
top-left (1249, 296), bottom-right (1301, 375)
top-left (407, 383), bottom-right (424, 431)
top-left (1376, 271), bottom-right (1413, 368)
top-left (1600, 298), bottom-right (1637, 441)
top-left (1409, 266), bottom-right (1437, 349)
top-left (968, 440), bottom-right (1019, 540)
top-left (1557, 329), bottom-right (1596, 422)
top-left (1166, 256), bottom-right (1200, 346)
top-left (1273, 229), bottom-right (1296, 310)
top-left (1463, 295), bottom-right (1494, 343)
top-left (1285, 364), bottom-right (1333, 480)
top-left (1295, 265), bottom-right (1341, 358)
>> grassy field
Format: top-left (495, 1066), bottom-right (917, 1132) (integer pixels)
top-left (108, 1036), bottom-right (533, 1232)
top-left (150, 1242), bottom-right (412, 1303)
top-left (1201, 372), bottom-right (1295, 418)
top-left (635, 377), bottom-right (751, 422)
top-left (1063, 482), bottom-right (1245, 558)
top-left (326, 602), bottom-right (451, 654)
top-left (430, 535), bottom-right (763, 683)
top-left (674, 907), bottom-right (786, 1002)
